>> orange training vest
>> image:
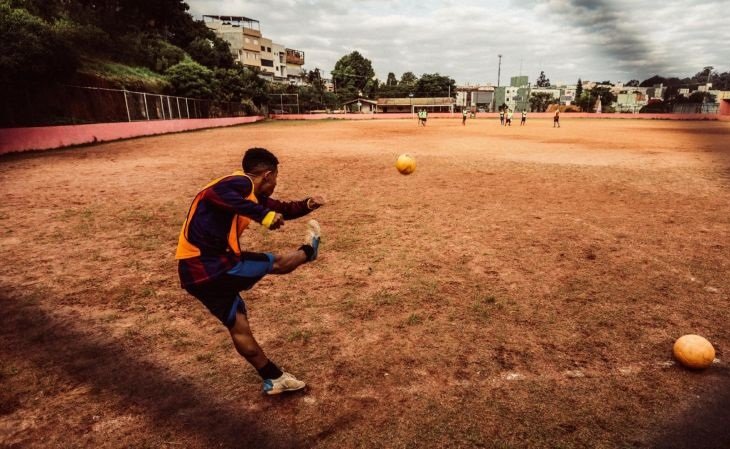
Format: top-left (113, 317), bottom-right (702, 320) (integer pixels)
top-left (175, 171), bottom-right (257, 260)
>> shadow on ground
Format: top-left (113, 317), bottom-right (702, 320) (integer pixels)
top-left (649, 366), bottom-right (730, 449)
top-left (0, 295), bottom-right (338, 448)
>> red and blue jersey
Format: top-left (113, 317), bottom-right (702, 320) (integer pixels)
top-left (176, 171), bottom-right (312, 287)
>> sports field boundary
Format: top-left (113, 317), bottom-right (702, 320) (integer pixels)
top-left (271, 112), bottom-right (728, 121)
top-left (0, 116), bottom-right (265, 155)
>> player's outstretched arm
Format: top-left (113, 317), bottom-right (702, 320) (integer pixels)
top-left (262, 195), bottom-right (325, 220)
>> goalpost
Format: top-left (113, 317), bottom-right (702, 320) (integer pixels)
top-left (268, 93), bottom-right (300, 115)
top-left (411, 103), bottom-right (454, 116)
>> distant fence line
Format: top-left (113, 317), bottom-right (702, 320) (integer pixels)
top-left (0, 84), bottom-right (248, 128)
top-left (671, 103), bottom-right (719, 114)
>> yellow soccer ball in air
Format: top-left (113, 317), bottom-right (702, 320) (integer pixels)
top-left (395, 154), bottom-right (416, 175)
top-left (673, 334), bottom-right (715, 369)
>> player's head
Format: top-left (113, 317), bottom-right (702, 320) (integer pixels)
top-left (243, 147), bottom-right (279, 196)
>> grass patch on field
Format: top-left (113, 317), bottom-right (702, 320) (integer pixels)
top-left (406, 313), bottom-right (423, 326)
top-left (470, 292), bottom-right (502, 322)
top-left (287, 329), bottom-right (313, 344)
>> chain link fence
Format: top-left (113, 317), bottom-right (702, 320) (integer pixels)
top-left (671, 103), bottom-right (720, 114)
top-left (1, 84), bottom-right (249, 128)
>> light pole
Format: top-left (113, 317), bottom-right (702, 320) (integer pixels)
top-left (497, 54), bottom-right (502, 88)
top-left (494, 54), bottom-right (503, 112)
top-left (409, 92), bottom-right (414, 114)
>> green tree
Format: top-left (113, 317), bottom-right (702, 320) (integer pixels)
top-left (306, 68), bottom-right (326, 92)
top-left (691, 66), bottom-right (714, 84)
top-left (625, 79), bottom-right (640, 87)
top-left (386, 72), bottom-right (397, 86)
top-left (591, 86), bottom-right (617, 112)
top-left (165, 59), bottom-right (216, 99)
top-left (415, 73), bottom-right (456, 97)
top-left (332, 51), bottom-right (374, 94)
top-left (214, 65), bottom-right (267, 105)
top-left (688, 91), bottom-right (716, 103)
top-left (0, 2), bottom-right (78, 84)
top-left (529, 92), bottom-right (557, 112)
top-left (576, 91), bottom-right (592, 112)
top-left (536, 71), bottom-right (550, 87)
top-left (186, 36), bottom-right (233, 69)
top-left (400, 71), bottom-right (418, 86)
top-left (575, 78), bottom-right (583, 101)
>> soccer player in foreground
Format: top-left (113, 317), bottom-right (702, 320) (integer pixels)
top-left (175, 147), bottom-right (324, 395)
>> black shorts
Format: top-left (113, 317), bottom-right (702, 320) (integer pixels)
top-left (184, 252), bottom-right (274, 328)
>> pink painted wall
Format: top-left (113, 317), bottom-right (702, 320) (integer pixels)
top-left (720, 100), bottom-right (730, 116)
top-left (0, 116), bottom-right (264, 155)
top-left (271, 112), bottom-right (725, 121)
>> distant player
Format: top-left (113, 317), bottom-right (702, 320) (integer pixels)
top-left (462, 108), bottom-right (468, 125)
top-left (521, 110), bottom-right (527, 126)
top-left (419, 108), bottom-right (428, 126)
top-left (176, 147), bottom-right (324, 395)
top-left (499, 109), bottom-right (505, 126)
top-left (553, 109), bottom-right (560, 128)
top-left (506, 109), bottom-right (513, 126)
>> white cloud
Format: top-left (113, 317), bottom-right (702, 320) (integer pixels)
top-left (187, 0), bottom-right (730, 84)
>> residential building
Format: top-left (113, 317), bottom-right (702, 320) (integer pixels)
top-left (285, 48), bottom-right (306, 85)
top-left (494, 76), bottom-right (530, 111)
top-left (203, 15), bottom-right (305, 84)
top-left (456, 85), bottom-right (495, 111)
top-left (272, 43), bottom-right (287, 81)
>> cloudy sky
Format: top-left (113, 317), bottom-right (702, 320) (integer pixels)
top-left (186, 0), bottom-right (729, 86)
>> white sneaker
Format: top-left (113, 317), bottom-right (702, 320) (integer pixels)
top-left (305, 219), bottom-right (321, 261)
top-left (262, 372), bottom-right (306, 395)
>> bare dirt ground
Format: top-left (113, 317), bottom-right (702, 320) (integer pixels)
top-left (1, 117), bottom-right (729, 449)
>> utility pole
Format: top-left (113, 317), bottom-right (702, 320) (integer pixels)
top-left (494, 54), bottom-right (503, 113)
top-left (497, 54), bottom-right (503, 87)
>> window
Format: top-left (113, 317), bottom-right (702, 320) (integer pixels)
top-left (261, 46), bottom-right (265, 51)
top-left (267, 47), bottom-right (271, 53)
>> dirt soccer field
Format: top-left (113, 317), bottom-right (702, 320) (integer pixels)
top-left (1, 118), bottom-right (729, 449)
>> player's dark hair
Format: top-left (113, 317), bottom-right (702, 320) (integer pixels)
top-left (243, 147), bottom-right (279, 174)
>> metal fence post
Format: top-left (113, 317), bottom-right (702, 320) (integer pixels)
top-left (123, 90), bottom-right (131, 122)
top-left (176, 97), bottom-right (181, 119)
top-left (186, 98), bottom-right (190, 119)
top-left (143, 93), bottom-right (150, 120)
top-left (160, 95), bottom-right (165, 120)
top-left (167, 96), bottom-right (173, 119)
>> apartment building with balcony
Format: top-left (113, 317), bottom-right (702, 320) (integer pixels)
top-left (203, 15), bottom-right (305, 84)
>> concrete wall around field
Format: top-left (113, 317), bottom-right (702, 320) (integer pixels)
top-left (271, 112), bottom-right (728, 121)
top-left (720, 100), bottom-right (730, 116)
top-left (0, 116), bottom-right (265, 155)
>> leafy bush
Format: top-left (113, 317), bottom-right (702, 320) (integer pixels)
top-left (186, 36), bottom-right (234, 69)
top-left (240, 98), bottom-right (261, 115)
top-left (0, 3), bottom-right (77, 84)
top-left (214, 66), bottom-right (268, 105)
top-left (52, 18), bottom-right (111, 55)
top-left (116, 34), bottom-right (186, 73)
top-left (165, 59), bottom-right (216, 99)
